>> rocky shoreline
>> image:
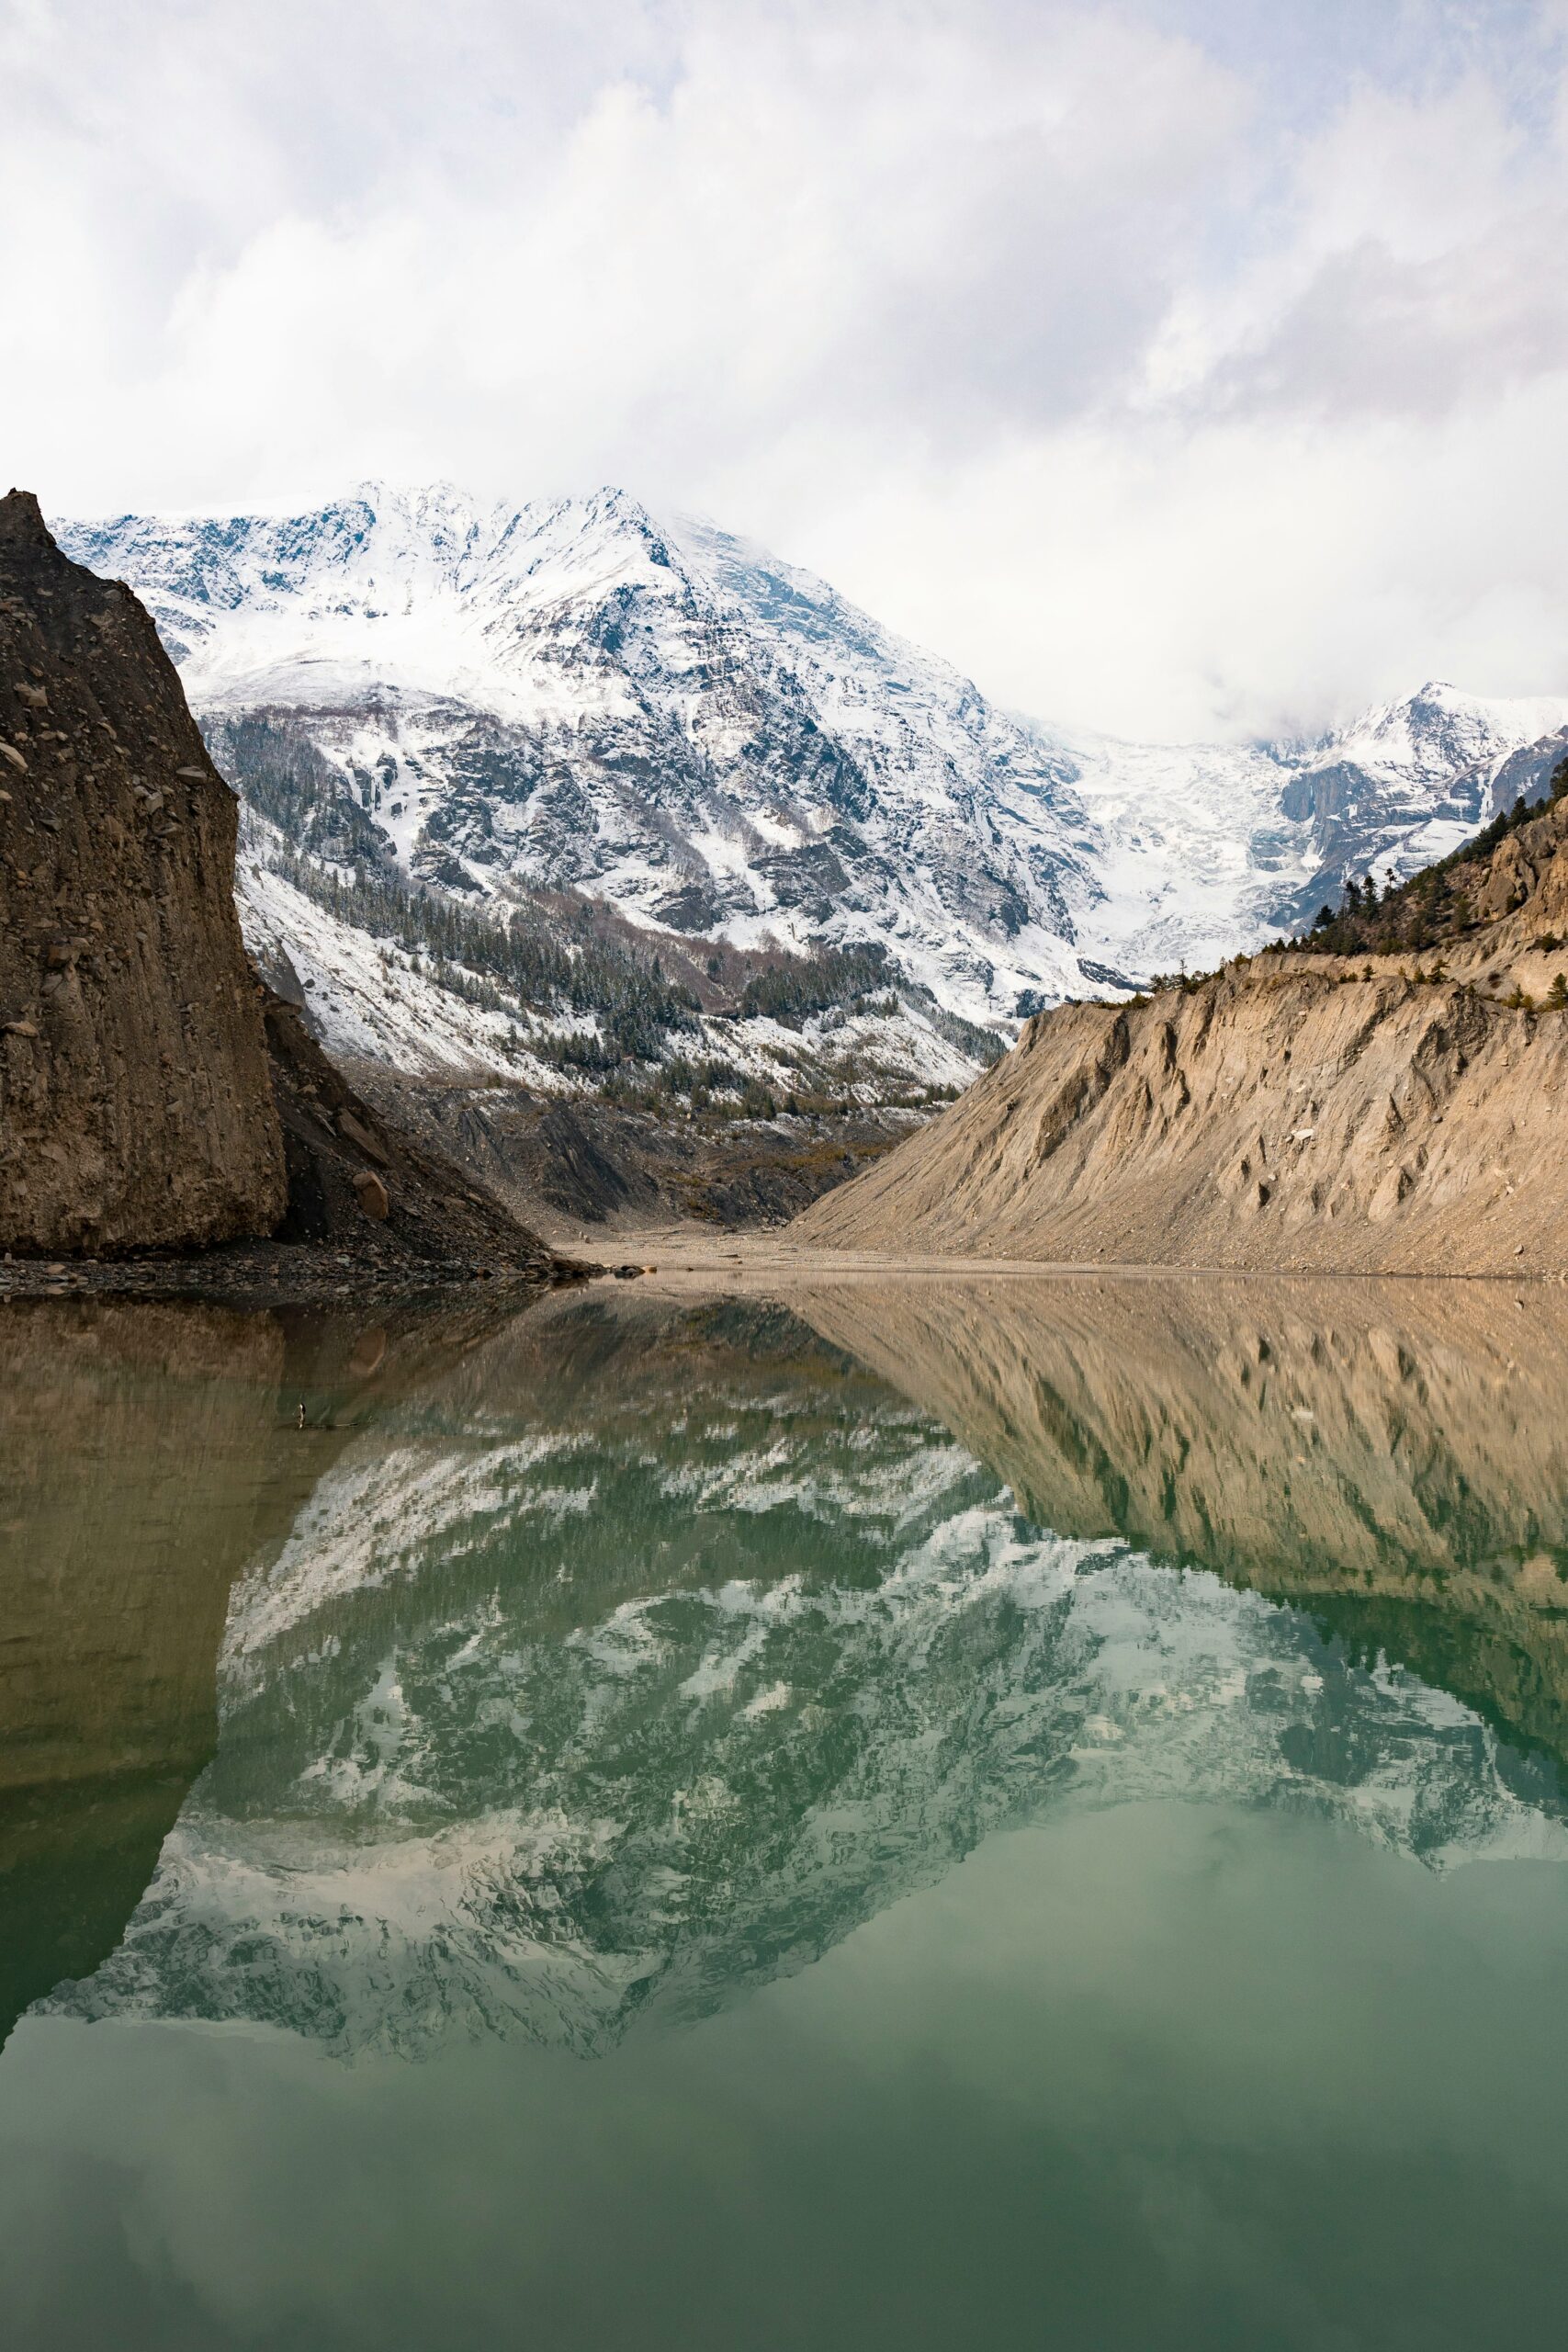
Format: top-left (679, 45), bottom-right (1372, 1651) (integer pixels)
top-left (0, 1238), bottom-right (601, 1308)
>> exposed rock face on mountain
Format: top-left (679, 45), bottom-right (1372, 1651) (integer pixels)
top-left (0, 491), bottom-right (285, 1252)
top-left (351, 1068), bottom-right (908, 1237)
top-left (795, 794), bottom-right (1568, 1272)
top-left (57, 485), bottom-right (1568, 1040)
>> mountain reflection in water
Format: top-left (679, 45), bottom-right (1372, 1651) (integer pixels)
top-left (8, 1276), bottom-right (1568, 2063)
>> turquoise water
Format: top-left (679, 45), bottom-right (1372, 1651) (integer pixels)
top-left (4, 1281), bottom-right (1568, 2349)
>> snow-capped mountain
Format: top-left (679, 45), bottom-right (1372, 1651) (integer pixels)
top-left (59, 484), bottom-right (1102, 1031)
top-left (57, 484), bottom-right (1568, 1049)
top-left (1043, 684), bottom-right (1568, 978)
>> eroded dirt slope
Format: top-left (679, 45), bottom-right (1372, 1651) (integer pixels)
top-left (797, 797), bottom-right (1568, 1273)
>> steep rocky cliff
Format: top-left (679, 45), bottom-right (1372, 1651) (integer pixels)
top-left (795, 795), bottom-right (1568, 1273)
top-left (0, 491), bottom-right (284, 1251)
top-left (0, 492), bottom-right (578, 1286)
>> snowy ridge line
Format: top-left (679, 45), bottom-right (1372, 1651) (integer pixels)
top-left (58, 485), bottom-right (1568, 1037)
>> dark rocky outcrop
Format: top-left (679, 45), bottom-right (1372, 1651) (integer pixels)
top-left (259, 989), bottom-right (571, 1280)
top-left (348, 1067), bottom-right (908, 1236)
top-left (0, 492), bottom-right (580, 1289)
top-left (0, 490), bottom-right (285, 1252)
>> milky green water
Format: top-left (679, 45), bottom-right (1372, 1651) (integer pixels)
top-left (5, 1283), bottom-right (1568, 2351)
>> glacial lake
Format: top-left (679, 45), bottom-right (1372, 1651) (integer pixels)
top-left (5, 1275), bottom-right (1568, 2350)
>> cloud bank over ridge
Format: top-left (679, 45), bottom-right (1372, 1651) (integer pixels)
top-left (5, 0), bottom-right (1568, 739)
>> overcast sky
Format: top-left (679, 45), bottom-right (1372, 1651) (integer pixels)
top-left (5, 0), bottom-right (1567, 740)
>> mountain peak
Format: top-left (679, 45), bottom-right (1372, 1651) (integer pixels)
top-left (50, 486), bottom-right (1568, 1027)
top-left (347, 476), bottom-right (482, 514)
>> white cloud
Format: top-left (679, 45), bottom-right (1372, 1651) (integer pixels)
top-left (3, 0), bottom-right (1567, 739)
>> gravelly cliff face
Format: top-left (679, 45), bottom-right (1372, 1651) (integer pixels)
top-left (795, 797), bottom-right (1568, 1274)
top-left (0, 492), bottom-right (285, 1252)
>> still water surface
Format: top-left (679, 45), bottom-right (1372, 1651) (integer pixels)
top-left (4, 1278), bottom-right (1568, 2348)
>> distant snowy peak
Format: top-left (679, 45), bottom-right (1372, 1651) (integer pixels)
top-left (57, 486), bottom-right (1568, 1024)
top-left (1043, 677), bottom-right (1568, 968)
top-left (1267, 680), bottom-right (1568, 912)
top-left (1336, 678), bottom-right (1568, 765)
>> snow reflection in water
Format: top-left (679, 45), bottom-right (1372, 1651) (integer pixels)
top-left (25, 1279), bottom-right (1568, 2060)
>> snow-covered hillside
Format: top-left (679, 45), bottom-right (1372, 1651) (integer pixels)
top-left (58, 484), bottom-right (1568, 1065)
top-left (1043, 688), bottom-right (1568, 978)
top-left (61, 485), bottom-right (1100, 1033)
top-left (237, 841), bottom-right (981, 1104)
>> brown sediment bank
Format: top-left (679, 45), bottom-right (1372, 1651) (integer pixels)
top-left (793, 793), bottom-right (1568, 1276)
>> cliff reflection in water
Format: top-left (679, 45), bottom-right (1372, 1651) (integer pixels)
top-left (0, 1296), bottom-right (535, 2049)
top-left (12, 1277), bottom-right (1568, 2060)
top-left (795, 1275), bottom-right (1568, 1777)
